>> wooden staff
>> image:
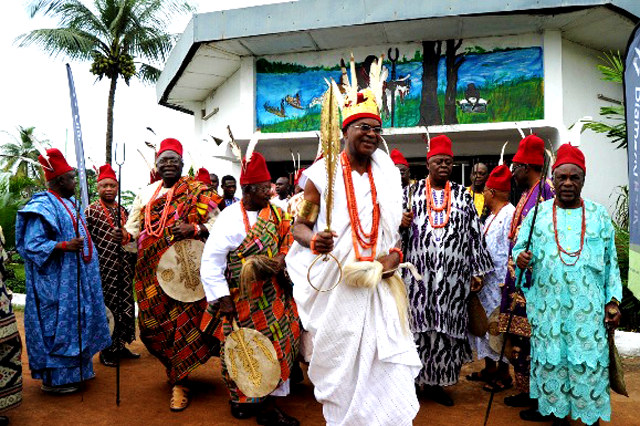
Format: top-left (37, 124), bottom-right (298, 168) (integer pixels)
top-left (483, 153), bottom-right (549, 426)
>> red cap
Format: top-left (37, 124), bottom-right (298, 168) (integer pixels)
top-left (390, 149), bottom-right (409, 167)
top-left (38, 148), bottom-right (73, 181)
top-left (553, 143), bottom-right (586, 173)
top-left (157, 138), bottom-right (183, 157)
top-left (427, 135), bottom-right (454, 159)
top-left (240, 152), bottom-right (271, 185)
top-left (512, 135), bottom-right (544, 166)
top-left (196, 167), bottom-right (211, 185)
top-left (485, 165), bottom-right (512, 192)
top-left (294, 168), bottom-right (306, 187)
top-left (97, 164), bottom-right (117, 182)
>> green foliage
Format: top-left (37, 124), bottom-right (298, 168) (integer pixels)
top-left (16, 0), bottom-right (196, 162)
top-left (582, 51), bottom-right (626, 149)
top-left (120, 189), bottom-right (136, 210)
top-left (4, 262), bottom-right (26, 295)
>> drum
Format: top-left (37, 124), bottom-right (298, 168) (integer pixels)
top-left (488, 307), bottom-right (514, 362)
top-left (157, 239), bottom-right (206, 303)
top-left (224, 320), bottom-right (281, 398)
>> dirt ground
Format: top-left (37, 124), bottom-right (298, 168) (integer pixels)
top-left (7, 312), bottom-right (640, 426)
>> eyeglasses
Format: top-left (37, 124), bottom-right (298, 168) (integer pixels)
top-left (157, 158), bottom-right (181, 166)
top-left (351, 124), bottom-right (383, 135)
top-left (510, 163), bottom-right (525, 173)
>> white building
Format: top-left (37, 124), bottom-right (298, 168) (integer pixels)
top-left (157, 0), bottom-right (637, 211)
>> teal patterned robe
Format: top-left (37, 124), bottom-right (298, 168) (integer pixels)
top-left (514, 199), bottom-right (622, 424)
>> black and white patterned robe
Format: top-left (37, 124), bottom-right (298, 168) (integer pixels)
top-left (403, 179), bottom-right (493, 386)
top-left (86, 201), bottom-right (136, 350)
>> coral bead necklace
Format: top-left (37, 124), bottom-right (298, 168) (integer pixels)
top-left (144, 182), bottom-right (176, 238)
top-left (49, 190), bottom-right (93, 263)
top-left (553, 199), bottom-right (586, 266)
top-left (425, 178), bottom-right (452, 229)
top-left (341, 151), bottom-right (380, 261)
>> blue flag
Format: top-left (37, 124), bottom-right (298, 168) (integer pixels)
top-left (624, 24), bottom-right (640, 297)
top-left (65, 64), bottom-right (89, 212)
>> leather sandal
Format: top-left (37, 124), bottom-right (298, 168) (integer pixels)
top-left (257, 407), bottom-right (300, 426)
top-left (466, 369), bottom-right (495, 382)
top-left (170, 384), bottom-right (190, 412)
top-left (483, 376), bottom-right (513, 392)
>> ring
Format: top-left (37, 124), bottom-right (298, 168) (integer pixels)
top-left (307, 253), bottom-right (343, 292)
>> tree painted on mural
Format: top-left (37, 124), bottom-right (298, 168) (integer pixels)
top-left (419, 40), bottom-right (443, 126)
top-left (444, 39), bottom-right (465, 125)
top-left (16, 0), bottom-right (195, 164)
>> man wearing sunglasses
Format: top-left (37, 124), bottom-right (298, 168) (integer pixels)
top-left (498, 134), bottom-right (555, 421)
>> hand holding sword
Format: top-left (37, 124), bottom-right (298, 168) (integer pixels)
top-left (307, 81), bottom-right (343, 292)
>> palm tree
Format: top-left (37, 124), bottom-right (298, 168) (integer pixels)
top-left (0, 126), bottom-right (48, 184)
top-left (16, 0), bottom-right (194, 164)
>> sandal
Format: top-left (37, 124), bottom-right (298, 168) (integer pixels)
top-left (466, 369), bottom-right (495, 382)
top-left (483, 376), bottom-right (513, 392)
top-left (170, 384), bottom-right (190, 412)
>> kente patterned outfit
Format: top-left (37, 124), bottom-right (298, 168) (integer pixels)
top-left (0, 228), bottom-right (22, 413)
top-left (86, 201), bottom-right (136, 353)
top-left (498, 179), bottom-right (554, 392)
top-left (16, 192), bottom-right (111, 386)
top-left (201, 201), bottom-right (300, 403)
top-left (514, 199), bottom-right (622, 424)
top-left (124, 176), bottom-right (220, 384)
top-left (403, 179), bottom-right (493, 386)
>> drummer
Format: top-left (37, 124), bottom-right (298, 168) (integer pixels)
top-left (200, 151), bottom-right (301, 426)
top-left (118, 138), bottom-right (222, 411)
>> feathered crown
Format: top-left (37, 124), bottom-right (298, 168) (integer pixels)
top-left (339, 53), bottom-right (385, 129)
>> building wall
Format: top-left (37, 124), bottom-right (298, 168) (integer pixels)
top-left (561, 38), bottom-right (628, 212)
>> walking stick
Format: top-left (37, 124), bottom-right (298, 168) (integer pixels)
top-left (74, 191), bottom-right (84, 401)
top-left (114, 142), bottom-right (125, 406)
top-left (482, 153), bottom-right (548, 426)
top-left (387, 48), bottom-right (399, 127)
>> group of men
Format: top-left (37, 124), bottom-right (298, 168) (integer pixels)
top-left (13, 67), bottom-right (623, 426)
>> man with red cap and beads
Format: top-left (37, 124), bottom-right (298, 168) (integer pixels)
top-left (466, 165), bottom-right (515, 392)
top-left (498, 134), bottom-right (555, 417)
top-left (514, 144), bottom-right (622, 426)
top-left (403, 134), bottom-right (493, 407)
top-left (286, 59), bottom-right (421, 426)
top-left (119, 138), bottom-right (222, 411)
top-left (85, 164), bottom-right (139, 367)
top-left (200, 151), bottom-right (300, 425)
top-left (15, 148), bottom-right (111, 394)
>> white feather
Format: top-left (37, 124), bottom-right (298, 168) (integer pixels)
top-left (516, 126), bottom-right (525, 139)
top-left (349, 53), bottom-right (358, 104)
top-left (420, 126), bottom-right (431, 152)
top-left (137, 149), bottom-right (153, 171)
top-left (566, 116), bottom-right (593, 147)
top-left (289, 149), bottom-right (296, 171)
top-left (243, 130), bottom-right (262, 170)
top-left (29, 135), bottom-right (54, 171)
top-left (330, 79), bottom-right (345, 110)
top-left (297, 152), bottom-right (301, 171)
top-left (315, 132), bottom-right (323, 160)
top-left (498, 141), bottom-right (509, 166)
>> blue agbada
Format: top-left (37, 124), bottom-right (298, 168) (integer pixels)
top-left (16, 191), bottom-right (111, 386)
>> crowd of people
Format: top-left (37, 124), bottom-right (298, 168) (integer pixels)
top-left (0, 58), bottom-right (624, 426)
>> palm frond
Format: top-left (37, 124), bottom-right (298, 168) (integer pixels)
top-left (136, 63), bottom-right (161, 85)
top-left (16, 28), bottom-right (97, 60)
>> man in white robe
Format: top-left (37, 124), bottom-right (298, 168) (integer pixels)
top-left (286, 85), bottom-right (421, 426)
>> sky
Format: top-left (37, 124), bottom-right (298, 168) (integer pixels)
top-left (0, 0), bottom-right (290, 193)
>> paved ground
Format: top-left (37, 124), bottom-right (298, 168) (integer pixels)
top-left (7, 312), bottom-right (640, 426)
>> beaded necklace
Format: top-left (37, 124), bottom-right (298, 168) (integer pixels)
top-left (144, 182), bottom-right (176, 238)
top-left (99, 199), bottom-right (124, 229)
top-left (49, 190), bottom-right (93, 263)
top-left (341, 151), bottom-right (380, 261)
top-left (425, 178), bottom-right (452, 229)
top-left (483, 203), bottom-right (507, 237)
top-left (553, 199), bottom-right (586, 266)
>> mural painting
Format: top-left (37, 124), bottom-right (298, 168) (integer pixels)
top-left (256, 40), bottom-right (544, 133)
